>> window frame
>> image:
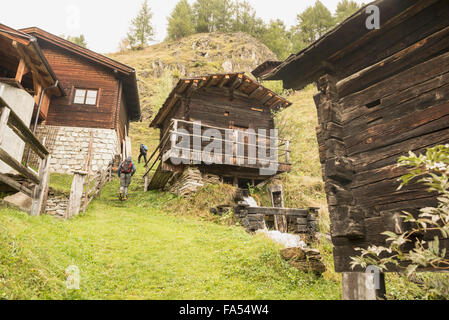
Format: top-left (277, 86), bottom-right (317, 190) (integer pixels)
top-left (72, 88), bottom-right (99, 106)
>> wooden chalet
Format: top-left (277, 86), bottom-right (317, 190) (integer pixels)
top-left (18, 27), bottom-right (141, 173)
top-left (262, 0), bottom-right (449, 273)
top-left (145, 73), bottom-right (292, 191)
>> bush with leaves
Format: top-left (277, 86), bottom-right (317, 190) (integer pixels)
top-left (351, 145), bottom-right (449, 297)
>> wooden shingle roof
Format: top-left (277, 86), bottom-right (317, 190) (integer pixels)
top-left (150, 72), bottom-right (292, 128)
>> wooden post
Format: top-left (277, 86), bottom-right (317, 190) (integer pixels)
top-left (125, 136), bottom-right (132, 158)
top-left (15, 59), bottom-right (27, 83)
top-left (66, 171), bottom-right (87, 219)
top-left (30, 154), bottom-right (51, 216)
top-left (122, 139), bottom-right (126, 160)
top-left (144, 163), bottom-right (150, 192)
top-left (82, 131), bottom-right (94, 213)
top-left (108, 163), bottom-right (112, 182)
top-left (342, 272), bottom-right (386, 300)
top-left (0, 107), bottom-right (11, 146)
top-left (285, 140), bottom-right (290, 164)
top-left (269, 185), bottom-right (287, 233)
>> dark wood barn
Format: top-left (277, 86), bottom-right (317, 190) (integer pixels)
top-left (262, 0), bottom-right (449, 272)
top-left (146, 73), bottom-right (292, 193)
top-left (19, 27), bottom-right (141, 173)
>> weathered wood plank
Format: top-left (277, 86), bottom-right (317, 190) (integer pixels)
top-left (337, 25), bottom-right (449, 97)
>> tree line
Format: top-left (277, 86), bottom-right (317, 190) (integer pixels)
top-left (68, 0), bottom-right (363, 60)
top-left (166, 0), bottom-right (362, 59)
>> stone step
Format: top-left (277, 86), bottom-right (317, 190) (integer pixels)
top-left (3, 192), bottom-right (32, 213)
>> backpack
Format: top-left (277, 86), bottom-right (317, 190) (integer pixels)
top-left (121, 160), bottom-right (133, 174)
top-left (140, 144), bottom-right (148, 153)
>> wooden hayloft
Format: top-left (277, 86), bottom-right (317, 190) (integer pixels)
top-left (145, 72), bottom-right (292, 191)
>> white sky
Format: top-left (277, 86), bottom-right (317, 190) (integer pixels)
top-left (0, 0), bottom-right (366, 54)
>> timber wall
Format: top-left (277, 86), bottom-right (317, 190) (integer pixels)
top-left (315, 46), bottom-right (449, 272)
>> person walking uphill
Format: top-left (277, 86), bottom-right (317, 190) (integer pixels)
top-left (139, 144), bottom-right (148, 164)
top-left (118, 156), bottom-right (136, 201)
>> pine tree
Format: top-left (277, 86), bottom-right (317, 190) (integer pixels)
top-left (193, 0), bottom-right (234, 33)
top-left (167, 0), bottom-right (195, 40)
top-left (127, 0), bottom-right (155, 49)
top-left (293, 0), bottom-right (335, 45)
top-left (335, 0), bottom-right (361, 24)
top-left (260, 19), bottom-right (292, 60)
top-left (193, 0), bottom-right (215, 32)
top-left (65, 35), bottom-right (87, 48)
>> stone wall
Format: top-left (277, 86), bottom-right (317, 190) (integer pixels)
top-left (167, 166), bottom-right (222, 196)
top-left (34, 125), bottom-right (119, 174)
top-left (45, 190), bottom-right (69, 217)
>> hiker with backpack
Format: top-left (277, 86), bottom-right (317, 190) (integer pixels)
top-left (138, 144), bottom-right (148, 164)
top-left (118, 156), bottom-right (136, 201)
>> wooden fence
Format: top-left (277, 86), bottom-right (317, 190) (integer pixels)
top-left (66, 162), bottom-right (113, 219)
top-left (0, 96), bottom-right (50, 216)
top-left (65, 131), bottom-right (113, 219)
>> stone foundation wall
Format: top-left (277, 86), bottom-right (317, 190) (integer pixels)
top-left (34, 125), bottom-right (119, 174)
top-left (45, 191), bottom-right (69, 217)
top-left (167, 166), bottom-right (222, 196)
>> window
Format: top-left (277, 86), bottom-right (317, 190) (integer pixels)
top-left (73, 88), bottom-right (98, 105)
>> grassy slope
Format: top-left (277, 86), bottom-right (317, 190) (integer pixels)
top-left (0, 164), bottom-right (340, 300)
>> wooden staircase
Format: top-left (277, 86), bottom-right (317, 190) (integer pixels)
top-left (147, 162), bottom-right (174, 190)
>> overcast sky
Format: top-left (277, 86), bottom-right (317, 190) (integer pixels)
top-left (1, 0), bottom-right (367, 53)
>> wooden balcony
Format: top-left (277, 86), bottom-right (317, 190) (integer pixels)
top-left (152, 119), bottom-right (291, 176)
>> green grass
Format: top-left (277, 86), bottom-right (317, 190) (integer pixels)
top-left (49, 174), bottom-right (73, 195)
top-left (0, 165), bottom-right (341, 300)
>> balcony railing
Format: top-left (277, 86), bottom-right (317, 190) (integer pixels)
top-left (143, 119), bottom-right (291, 181)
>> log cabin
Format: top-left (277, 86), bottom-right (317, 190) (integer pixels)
top-left (145, 73), bottom-right (292, 193)
top-left (0, 24), bottom-right (63, 175)
top-left (261, 0), bottom-right (449, 272)
top-left (19, 27), bottom-right (141, 173)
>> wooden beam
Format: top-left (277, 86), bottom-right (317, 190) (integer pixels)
top-left (229, 76), bottom-right (243, 90)
top-left (337, 25), bottom-right (449, 97)
top-left (0, 107), bottom-right (11, 146)
top-left (15, 58), bottom-right (28, 83)
top-left (12, 41), bottom-right (48, 89)
top-left (0, 147), bottom-right (39, 184)
top-left (218, 75), bottom-right (230, 88)
top-left (249, 86), bottom-right (263, 99)
top-left (66, 172), bottom-right (86, 219)
top-left (30, 154), bottom-right (51, 216)
top-left (0, 173), bottom-right (32, 197)
top-left (0, 102), bottom-right (49, 158)
top-left (204, 76), bottom-right (216, 88)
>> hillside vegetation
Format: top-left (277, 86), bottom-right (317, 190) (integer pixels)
top-left (0, 165), bottom-right (340, 300)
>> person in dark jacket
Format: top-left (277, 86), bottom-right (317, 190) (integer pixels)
top-left (118, 156), bottom-right (136, 201)
top-left (138, 144), bottom-right (148, 164)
